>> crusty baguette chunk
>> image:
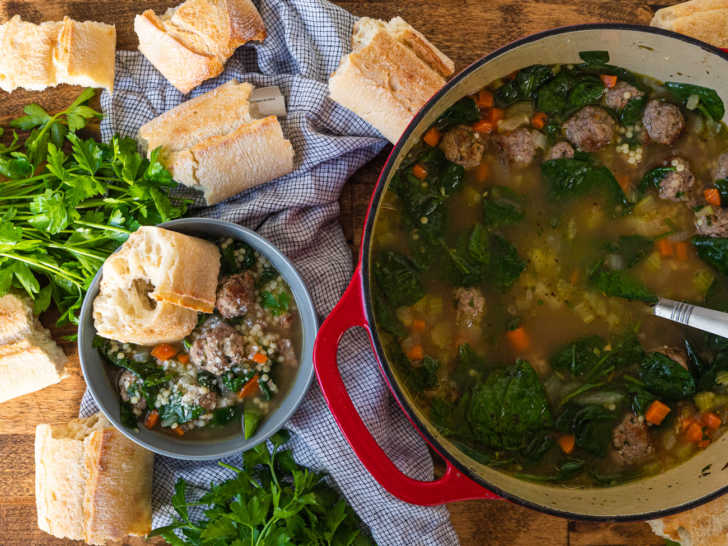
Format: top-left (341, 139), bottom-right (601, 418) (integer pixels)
top-left (648, 493), bottom-right (728, 546)
top-left (137, 81), bottom-right (294, 204)
top-left (652, 6), bottom-right (728, 47)
top-left (0, 15), bottom-right (115, 93)
top-left (35, 413), bottom-right (153, 544)
top-left (651, 0), bottom-right (728, 27)
top-left (135, 0), bottom-right (265, 94)
top-left (329, 16), bottom-right (453, 144)
top-left (0, 293), bottom-right (68, 403)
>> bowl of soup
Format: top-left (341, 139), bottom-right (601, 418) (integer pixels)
top-left (79, 218), bottom-right (318, 459)
top-left (313, 24), bottom-right (728, 518)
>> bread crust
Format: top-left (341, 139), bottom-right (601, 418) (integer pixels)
top-left (329, 16), bottom-right (451, 143)
top-left (649, 494), bottom-right (728, 545)
top-left (651, 0), bottom-right (728, 27)
top-left (166, 115), bottom-right (295, 204)
top-left (652, 8), bottom-right (728, 47)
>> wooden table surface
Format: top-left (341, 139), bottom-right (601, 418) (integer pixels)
top-left (0, 0), bottom-right (683, 544)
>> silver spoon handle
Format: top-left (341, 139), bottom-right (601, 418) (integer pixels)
top-left (654, 297), bottom-right (728, 339)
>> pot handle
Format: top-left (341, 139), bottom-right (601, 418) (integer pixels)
top-left (313, 265), bottom-right (499, 505)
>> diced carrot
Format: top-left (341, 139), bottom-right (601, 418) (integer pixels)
top-left (656, 238), bottom-right (674, 258)
top-left (177, 353), bottom-right (190, 364)
top-left (600, 74), bottom-right (618, 88)
top-left (144, 410), bottom-right (159, 429)
top-left (472, 119), bottom-right (494, 134)
top-left (506, 327), bottom-right (530, 353)
top-left (253, 352), bottom-right (268, 364)
top-left (616, 174), bottom-right (631, 192)
top-left (645, 400), bottom-right (671, 426)
top-left (173, 426), bottom-right (185, 436)
top-left (698, 438), bottom-right (711, 448)
top-left (705, 188), bottom-right (721, 207)
top-left (423, 127), bottom-right (441, 147)
top-left (475, 162), bottom-right (489, 183)
top-left (412, 164), bottom-right (428, 180)
top-left (569, 269), bottom-right (580, 285)
top-left (531, 111), bottom-right (547, 129)
top-left (151, 343), bottom-right (177, 361)
top-left (674, 241), bottom-right (690, 261)
top-left (557, 434), bottom-right (575, 454)
top-left (238, 375), bottom-right (260, 399)
top-left (685, 421), bottom-right (704, 443)
top-left (407, 345), bottom-right (424, 361)
top-left (702, 412), bottom-right (722, 430)
top-left (412, 319), bottom-right (426, 333)
top-left (488, 107), bottom-right (505, 124)
top-left (680, 417), bottom-right (697, 432)
top-left (476, 89), bottom-right (494, 108)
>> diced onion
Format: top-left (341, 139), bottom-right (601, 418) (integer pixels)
top-left (532, 131), bottom-right (547, 149)
top-left (497, 114), bottom-right (530, 133)
top-left (696, 205), bottom-right (714, 220)
top-left (686, 94), bottom-right (700, 110)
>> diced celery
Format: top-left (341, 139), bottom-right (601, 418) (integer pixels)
top-left (645, 251), bottom-right (662, 272)
top-left (431, 322), bottom-right (451, 349)
top-left (396, 307), bottom-right (413, 327)
top-left (717, 371), bottom-right (728, 386)
top-left (695, 391), bottom-right (717, 412)
top-left (693, 270), bottom-right (715, 296)
top-left (428, 296), bottom-right (444, 317)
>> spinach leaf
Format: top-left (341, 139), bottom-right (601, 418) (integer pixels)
top-left (609, 332), bottom-right (646, 369)
top-left (467, 360), bottom-right (553, 452)
top-left (542, 155), bottom-right (631, 212)
top-left (159, 392), bottom-right (205, 427)
top-left (374, 290), bottom-right (407, 338)
top-left (620, 94), bottom-right (648, 125)
top-left (555, 403), bottom-right (616, 457)
top-left (522, 433), bottom-right (556, 462)
top-left (219, 240), bottom-right (256, 275)
top-left (536, 71), bottom-right (576, 115)
top-left (209, 406), bottom-right (240, 427)
top-left (579, 50), bottom-right (610, 64)
top-left (467, 223), bottom-right (491, 265)
top-left (693, 236), bottom-right (728, 275)
top-left (606, 235), bottom-right (653, 268)
top-left (487, 233), bottom-right (526, 290)
top-left (706, 277), bottom-right (728, 312)
top-left (638, 166), bottom-right (675, 194)
top-left (196, 371), bottom-right (220, 394)
top-left (589, 262), bottom-right (657, 303)
top-left (482, 186), bottom-right (525, 227)
top-left (221, 370), bottom-right (256, 393)
top-left (639, 352), bottom-right (696, 400)
top-left (120, 402), bottom-right (138, 430)
top-left (568, 76), bottom-right (605, 111)
top-left (628, 385), bottom-right (656, 415)
top-left (434, 97), bottom-right (480, 130)
top-left (453, 343), bottom-right (487, 389)
top-left (665, 81), bottom-right (725, 121)
top-left (411, 356), bottom-right (440, 390)
top-left (516, 458), bottom-right (586, 483)
top-left (494, 65), bottom-right (555, 108)
top-left (374, 251), bottom-right (424, 307)
top-left (550, 335), bottom-right (607, 376)
top-left (698, 351), bottom-right (728, 391)
top-left (716, 179), bottom-right (728, 203)
top-left (260, 290), bottom-right (290, 316)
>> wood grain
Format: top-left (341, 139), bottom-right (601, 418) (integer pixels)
top-left (0, 0), bottom-right (679, 544)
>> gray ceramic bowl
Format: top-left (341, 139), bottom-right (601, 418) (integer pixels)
top-left (78, 218), bottom-right (318, 460)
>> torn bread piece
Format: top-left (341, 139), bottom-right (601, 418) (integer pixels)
top-left (329, 16), bottom-right (454, 143)
top-left (0, 293), bottom-right (68, 404)
top-left (652, 5), bottom-right (728, 47)
top-left (137, 81), bottom-right (294, 204)
top-left (0, 15), bottom-right (115, 93)
top-left (134, 0), bottom-right (265, 94)
top-left (35, 413), bottom-right (153, 544)
top-left (648, 494), bottom-right (728, 546)
top-left (651, 0), bottom-right (728, 28)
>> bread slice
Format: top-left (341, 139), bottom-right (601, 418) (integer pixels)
top-left (55, 17), bottom-right (116, 92)
top-left (35, 413), bottom-right (153, 544)
top-left (138, 79), bottom-right (254, 155)
top-left (0, 15), bottom-right (115, 93)
top-left (93, 226), bottom-right (220, 345)
top-left (137, 81), bottom-right (294, 204)
top-left (329, 16), bottom-right (453, 144)
top-left (0, 293), bottom-right (68, 403)
top-left (651, 0), bottom-right (728, 28)
top-left (648, 495), bottom-right (728, 546)
top-left (652, 8), bottom-right (728, 47)
top-left (135, 0), bottom-right (265, 94)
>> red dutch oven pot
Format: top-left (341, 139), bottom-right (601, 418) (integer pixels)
top-left (314, 24), bottom-right (728, 519)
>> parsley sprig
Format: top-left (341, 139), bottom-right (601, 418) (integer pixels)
top-left (150, 430), bottom-right (372, 546)
top-left (0, 89), bottom-right (188, 325)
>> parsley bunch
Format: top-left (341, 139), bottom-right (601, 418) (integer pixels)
top-left (0, 89), bottom-right (188, 325)
top-left (150, 430), bottom-right (372, 546)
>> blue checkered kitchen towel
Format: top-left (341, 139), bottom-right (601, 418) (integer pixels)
top-left (79, 0), bottom-right (460, 544)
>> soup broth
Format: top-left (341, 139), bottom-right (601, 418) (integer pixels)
top-left (371, 51), bottom-right (728, 486)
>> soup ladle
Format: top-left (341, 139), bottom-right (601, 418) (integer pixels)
top-left (654, 297), bottom-right (728, 338)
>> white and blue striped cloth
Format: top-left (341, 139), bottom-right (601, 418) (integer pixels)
top-left (80, 0), bottom-right (459, 544)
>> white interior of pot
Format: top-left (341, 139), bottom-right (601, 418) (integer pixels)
top-left (371, 27), bottom-right (728, 517)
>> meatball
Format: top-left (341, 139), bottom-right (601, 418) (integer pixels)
top-left (189, 317), bottom-right (248, 375)
top-left (278, 338), bottom-right (298, 367)
top-left (612, 413), bottom-right (655, 466)
top-left (642, 100), bottom-right (685, 145)
top-left (497, 128), bottom-right (540, 167)
top-left (714, 152), bottom-right (728, 181)
top-left (544, 141), bottom-right (574, 161)
top-left (603, 81), bottom-right (644, 111)
top-left (657, 157), bottom-right (697, 204)
top-left (454, 287), bottom-right (486, 328)
top-left (653, 346), bottom-right (689, 370)
top-left (185, 389), bottom-right (217, 411)
top-left (118, 370), bottom-right (146, 412)
top-left (564, 106), bottom-right (616, 152)
top-left (439, 125), bottom-right (485, 168)
top-left (696, 207), bottom-right (728, 237)
top-left (216, 272), bottom-right (256, 319)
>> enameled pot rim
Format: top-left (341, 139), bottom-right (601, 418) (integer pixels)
top-left (359, 23), bottom-right (728, 520)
